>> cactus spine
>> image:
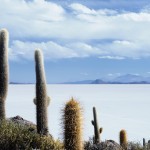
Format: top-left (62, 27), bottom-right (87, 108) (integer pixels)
top-left (91, 107), bottom-right (102, 144)
top-left (0, 29), bottom-right (9, 120)
top-left (35, 49), bottom-right (49, 136)
top-left (119, 129), bottom-right (127, 148)
top-left (63, 98), bottom-right (83, 150)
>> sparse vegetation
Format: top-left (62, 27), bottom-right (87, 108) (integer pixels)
top-left (84, 138), bottom-right (150, 150)
top-left (0, 120), bottom-right (63, 150)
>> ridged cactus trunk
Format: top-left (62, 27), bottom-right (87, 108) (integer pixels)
top-left (63, 98), bottom-right (83, 150)
top-left (91, 107), bottom-right (102, 144)
top-left (0, 29), bottom-right (9, 120)
top-left (35, 49), bottom-right (48, 136)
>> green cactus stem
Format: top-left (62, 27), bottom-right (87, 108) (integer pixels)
top-left (63, 98), bottom-right (83, 150)
top-left (91, 107), bottom-right (102, 144)
top-left (35, 49), bottom-right (49, 136)
top-left (0, 29), bottom-right (9, 120)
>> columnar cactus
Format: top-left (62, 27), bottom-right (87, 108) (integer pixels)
top-left (63, 98), bottom-right (83, 150)
top-left (119, 129), bottom-right (127, 148)
top-left (35, 49), bottom-right (49, 136)
top-left (0, 29), bottom-right (9, 120)
top-left (143, 138), bottom-right (146, 147)
top-left (91, 107), bottom-right (103, 144)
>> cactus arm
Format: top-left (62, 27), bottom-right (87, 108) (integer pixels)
top-left (33, 98), bottom-right (36, 105)
top-left (99, 127), bottom-right (103, 134)
top-left (91, 120), bottom-right (94, 125)
top-left (33, 96), bottom-right (50, 106)
top-left (0, 29), bottom-right (9, 120)
top-left (47, 96), bottom-right (51, 106)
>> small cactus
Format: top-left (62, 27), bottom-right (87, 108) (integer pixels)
top-left (143, 138), bottom-right (146, 147)
top-left (91, 107), bottom-right (102, 144)
top-left (62, 98), bottom-right (83, 150)
top-left (0, 29), bottom-right (9, 120)
top-left (119, 129), bottom-right (127, 148)
top-left (34, 49), bottom-right (49, 136)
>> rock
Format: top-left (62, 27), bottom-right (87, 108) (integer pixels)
top-left (8, 115), bottom-right (36, 127)
top-left (7, 115), bottom-right (37, 134)
top-left (97, 140), bottom-right (122, 150)
top-left (7, 116), bottom-right (53, 138)
top-left (85, 140), bottom-right (122, 150)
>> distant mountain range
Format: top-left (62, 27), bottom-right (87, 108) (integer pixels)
top-left (10, 74), bottom-right (150, 84)
top-left (63, 80), bottom-right (93, 84)
top-left (63, 74), bottom-right (150, 84)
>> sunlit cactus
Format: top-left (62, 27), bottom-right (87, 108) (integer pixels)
top-left (0, 29), bottom-right (9, 120)
top-left (35, 49), bottom-right (49, 136)
top-left (91, 107), bottom-right (102, 144)
top-left (62, 98), bottom-right (83, 150)
top-left (119, 129), bottom-right (127, 148)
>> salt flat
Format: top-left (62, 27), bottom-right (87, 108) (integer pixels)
top-left (6, 84), bottom-right (150, 143)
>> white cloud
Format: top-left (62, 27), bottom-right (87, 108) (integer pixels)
top-left (113, 40), bottom-right (133, 45)
top-left (107, 73), bottom-right (113, 76)
top-left (98, 56), bottom-right (125, 60)
top-left (107, 73), bottom-right (121, 77)
top-left (70, 3), bottom-right (117, 16)
top-left (9, 40), bottom-right (107, 60)
top-left (0, 0), bottom-right (65, 21)
top-left (8, 39), bottom-right (150, 60)
top-left (66, 42), bottom-right (107, 57)
top-left (1, 0), bottom-right (150, 60)
top-left (9, 40), bottom-right (78, 60)
top-left (121, 12), bottom-right (150, 22)
top-left (70, 3), bottom-right (97, 15)
top-left (80, 72), bottom-right (88, 76)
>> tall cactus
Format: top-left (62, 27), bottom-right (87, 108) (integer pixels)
top-left (91, 107), bottom-right (103, 144)
top-left (62, 98), bottom-right (83, 150)
top-left (0, 29), bottom-right (9, 120)
top-left (119, 129), bottom-right (127, 148)
top-left (35, 49), bottom-right (49, 136)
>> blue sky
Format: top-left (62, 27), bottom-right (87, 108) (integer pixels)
top-left (1, 0), bottom-right (150, 83)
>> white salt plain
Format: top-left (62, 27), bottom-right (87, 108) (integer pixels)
top-left (6, 84), bottom-right (150, 143)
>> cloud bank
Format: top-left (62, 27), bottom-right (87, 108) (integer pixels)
top-left (1, 0), bottom-right (150, 60)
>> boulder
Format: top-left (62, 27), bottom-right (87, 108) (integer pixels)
top-left (7, 115), bottom-right (53, 138)
top-left (85, 140), bottom-right (123, 150)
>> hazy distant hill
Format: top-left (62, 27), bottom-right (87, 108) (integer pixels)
top-left (65, 74), bottom-right (150, 84)
top-left (63, 80), bottom-right (93, 84)
top-left (91, 79), bottom-right (106, 84)
top-left (10, 74), bottom-right (150, 84)
top-left (92, 74), bottom-right (150, 84)
top-left (112, 74), bottom-right (146, 83)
